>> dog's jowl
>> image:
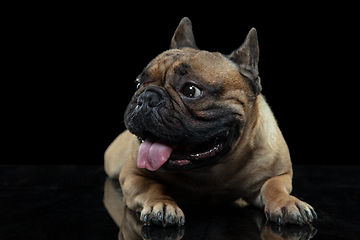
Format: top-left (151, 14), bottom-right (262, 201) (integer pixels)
top-left (104, 17), bottom-right (317, 227)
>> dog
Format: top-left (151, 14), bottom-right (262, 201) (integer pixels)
top-left (104, 17), bottom-right (317, 227)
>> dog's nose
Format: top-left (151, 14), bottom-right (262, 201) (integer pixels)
top-left (137, 90), bottom-right (163, 108)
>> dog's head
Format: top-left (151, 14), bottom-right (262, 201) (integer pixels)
top-left (124, 17), bottom-right (261, 172)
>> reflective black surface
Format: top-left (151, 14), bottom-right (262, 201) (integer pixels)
top-left (1, 165), bottom-right (359, 239)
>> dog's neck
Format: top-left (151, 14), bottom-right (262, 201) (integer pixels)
top-left (227, 94), bottom-right (278, 158)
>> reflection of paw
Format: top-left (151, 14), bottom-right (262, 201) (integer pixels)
top-left (262, 221), bottom-right (317, 240)
top-left (264, 195), bottom-right (317, 225)
top-left (140, 200), bottom-right (185, 227)
top-left (141, 225), bottom-right (185, 240)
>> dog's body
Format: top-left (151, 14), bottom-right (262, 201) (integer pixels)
top-left (105, 17), bottom-right (317, 226)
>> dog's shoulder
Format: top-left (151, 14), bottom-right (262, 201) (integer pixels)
top-left (252, 94), bottom-right (290, 164)
top-left (254, 95), bottom-right (279, 146)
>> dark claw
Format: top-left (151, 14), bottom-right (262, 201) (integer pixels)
top-left (305, 210), bottom-right (310, 221)
top-left (157, 212), bottom-right (163, 222)
top-left (311, 209), bottom-right (318, 219)
top-left (265, 211), bottom-right (270, 220)
top-left (167, 215), bottom-right (174, 225)
top-left (180, 217), bottom-right (185, 226)
top-left (277, 215), bottom-right (282, 225)
top-left (297, 215), bottom-right (303, 224)
top-left (143, 214), bottom-right (149, 223)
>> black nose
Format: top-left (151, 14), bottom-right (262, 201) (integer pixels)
top-left (137, 90), bottom-right (163, 108)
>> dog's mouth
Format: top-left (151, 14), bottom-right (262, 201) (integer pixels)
top-left (136, 130), bottom-right (230, 172)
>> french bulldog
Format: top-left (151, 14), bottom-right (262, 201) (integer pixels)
top-left (104, 17), bottom-right (317, 227)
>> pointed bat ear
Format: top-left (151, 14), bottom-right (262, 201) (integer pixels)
top-left (228, 28), bottom-right (261, 95)
top-left (170, 17), bottom-right (198, 50)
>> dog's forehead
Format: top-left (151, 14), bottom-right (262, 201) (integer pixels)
top-left (141, 49), bottom-right (192, 83)
top-left (141, 49), bottom-right (243, 87)
top-left (189, 51), bottom-right (241, 85)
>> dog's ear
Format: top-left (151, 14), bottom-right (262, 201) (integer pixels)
top-left (228, 28), bottom-right (261, 95)
top-left (170, 17), bottom-right (198, 50)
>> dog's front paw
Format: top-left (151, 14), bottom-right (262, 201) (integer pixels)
top-left (140, 200), bottom-right (185, 227)
top-left (264, 195), bottom-right (317, 225)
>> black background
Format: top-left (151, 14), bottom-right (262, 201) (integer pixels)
top-left (7, 3), bottom-right (356, 165)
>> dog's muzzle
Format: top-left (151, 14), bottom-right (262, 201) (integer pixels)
top-left (136, 89), bottom-right (164, 112)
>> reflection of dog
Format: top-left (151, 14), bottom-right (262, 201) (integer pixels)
top-left (105, 17), bottom-right (317, 226)
top-left (103, 178), bottom-right (317, 240)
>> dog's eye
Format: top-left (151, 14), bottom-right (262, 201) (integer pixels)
top-left (181, 84), bottom-right (202, 98)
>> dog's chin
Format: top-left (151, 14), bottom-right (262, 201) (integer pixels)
top-left (137, 129), bottom-right (233, 172)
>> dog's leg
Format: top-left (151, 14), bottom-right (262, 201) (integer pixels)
top-left (258, 173), bottom-right (317, 225)
top-left (120, 160), bottom-right (185, 227)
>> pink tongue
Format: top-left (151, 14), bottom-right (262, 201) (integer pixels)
top-left (137, 137), bottom-right (177, 171)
